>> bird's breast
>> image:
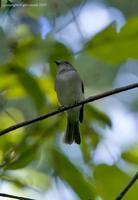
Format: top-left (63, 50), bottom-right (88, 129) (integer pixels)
top-left (55, 71), bottom-right (83, 106)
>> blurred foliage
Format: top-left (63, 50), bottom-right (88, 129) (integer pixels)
top-left (51, 149), bottom-right (95, 200)
top-left (86, 17), bottom-right (138, 64)
top-left (107, 0), bottom-right (138, 17)
top-left (94, 165), bottom-right (138, 200)
top-left (0, 0), bottom-right (137, 200)
top-left (122, 144), bottom-right (138, 165)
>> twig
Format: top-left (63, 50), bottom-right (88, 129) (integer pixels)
top-left (115, 171), bottom-right (138, 200)
top-left (0, 192), bottom-right (35, 200)
top-left (55, 0), bottom-right (87, 33)
top-left (63, 0), bottom-right (85, 42)
top-left (0, 83), bottom-right (137, 137)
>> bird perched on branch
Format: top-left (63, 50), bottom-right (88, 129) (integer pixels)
top-left (54, 60), bottom-right (84, 144)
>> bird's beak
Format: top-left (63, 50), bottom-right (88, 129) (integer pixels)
top-left (54, 60), bottom-right (60, 65)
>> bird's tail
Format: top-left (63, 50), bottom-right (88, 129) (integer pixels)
top-left (63, 110), bottom-right (81, 144)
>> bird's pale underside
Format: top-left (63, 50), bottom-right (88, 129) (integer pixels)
top-left (55, 60), bottom-right (84, 144)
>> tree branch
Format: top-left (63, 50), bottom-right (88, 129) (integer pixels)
top-left (0, 192), bottom-right (35, 200)
top-left (0, 83), bottom-right (137, 137)
top-left (115, 171), bottom-right (138, 200)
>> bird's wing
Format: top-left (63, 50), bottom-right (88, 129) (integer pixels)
top-left (79, 81), bottom-right (84, 123)
top-left (81, 81), bottom-right (84, 94)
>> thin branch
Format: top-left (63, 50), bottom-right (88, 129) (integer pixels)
top-left (63, 0), bottom-right (86, 42)
top-left (0, 193), bottom-right (35, 200)
top-left (0, 83), bottom-right (137, 137)
top-left (115, 171), bottom-right (138, 200)
top-left (55, 0), bottom-right (87, 33)
top-left (5, 110), bottom-right (17, 123)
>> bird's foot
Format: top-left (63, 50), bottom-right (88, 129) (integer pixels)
top-left (58, 105), bottom-right (65, 112)
top-left (73, 101), bottom-right (79, 107)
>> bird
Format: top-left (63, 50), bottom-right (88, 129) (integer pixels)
top-left (54, 60), bottom-right (84, 144)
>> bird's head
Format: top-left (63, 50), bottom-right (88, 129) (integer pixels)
top-left (54, 60), bottom-right (71, 67)
top-left (54, 60), bottom-right (75, 73)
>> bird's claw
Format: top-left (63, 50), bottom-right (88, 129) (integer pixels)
top-left (58, 105), bottom-right (65, 112)
top-left (73, 101), bottom-right (78, 107)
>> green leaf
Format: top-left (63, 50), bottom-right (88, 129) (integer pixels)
top-left (0, 91), bottom-right (6, 112)
top-left (45, 40), bottom-right (72, 62)
top-left (74, 53), bottom-right (118, 91)
top-left (52, 149), bottom-right (95, 200)
top-left (81, 118), bottom-right (100, 150)
top-left (86, 104), bottom-right (112, 127)
top-left (13, 36), bottom-right (43, 67)
top-left (94, 165), bottom-right (138, 200)
top-left (44, 36), bottom-right (73, 77)
top-left (21, 168), bottom-right (51, 191)
top-left (122, 145), bottom-right (138, 165)
top-left (86, 17), bottom-right (138, 64)
top-left (0, 28), bottom-right (12, 64)
top-left (5, 143), bottom-right (38, 170)
top-left (8, 66), bottom-right (45, 111)
top-left (2, 168), bottom-right (51, 191)
top-left (81, 139), bottom-right (92, 163)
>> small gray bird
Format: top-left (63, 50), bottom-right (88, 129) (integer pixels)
top-left (54, 60), bottom-right (84, 144)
